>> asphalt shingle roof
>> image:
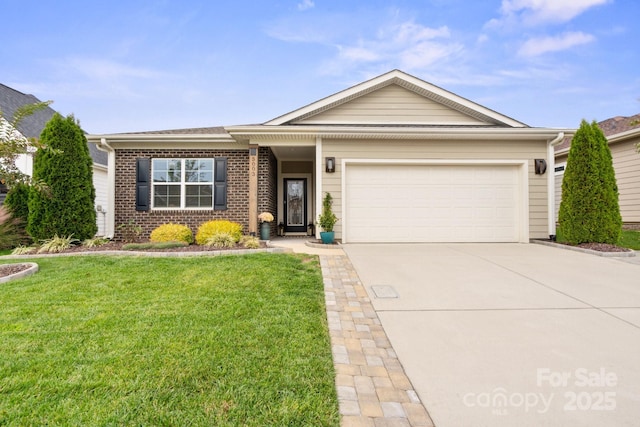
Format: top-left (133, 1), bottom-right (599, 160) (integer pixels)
top-left (555, 113), bottom-right (640, 152)
top-left (0, 84), bottom-right (106, 165)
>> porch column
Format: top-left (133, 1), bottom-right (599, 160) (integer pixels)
top-left (249, 144), bottom-right (258, 235)
top-left (315, 137), bottom-right (322, 239)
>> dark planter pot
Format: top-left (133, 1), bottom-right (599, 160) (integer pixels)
top-left (320, 231), bottom-right (335, 244)
top-left (260, 222), bottom-right (271, 240)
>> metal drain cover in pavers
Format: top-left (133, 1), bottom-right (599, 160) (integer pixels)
top-left (371, 285), bottom-right (399, 298)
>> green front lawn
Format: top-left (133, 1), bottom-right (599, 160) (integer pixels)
top-left (0, 254), bottom-right (339, 426)
top-left (619, 229), bottom-right (640, 250)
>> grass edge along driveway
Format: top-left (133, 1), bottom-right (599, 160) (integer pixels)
top-left (0, 253), bottom-right (339, 426)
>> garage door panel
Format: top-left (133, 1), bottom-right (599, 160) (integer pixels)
top-left (345, 164), bottom-right (520, 243)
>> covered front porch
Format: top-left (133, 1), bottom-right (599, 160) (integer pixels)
top-left (265, 145), bottom-right (318, 238)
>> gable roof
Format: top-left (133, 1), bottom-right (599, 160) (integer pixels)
top-left (0, 83), bottom-right (107, 166)
top-left (0, 83), bottom-right (57, 139)
top-left (265, 69), bottom-right (528, 128)
top-left (90, 69), bottom-right (570, 145)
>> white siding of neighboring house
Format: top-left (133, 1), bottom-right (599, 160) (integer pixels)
top-left (92, 165), bottom-right (109, 236)
top-left (15, 153), bottom-right (33, 176)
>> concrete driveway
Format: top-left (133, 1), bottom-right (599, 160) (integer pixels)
top-left (343, 243), bottom-right (640, 427)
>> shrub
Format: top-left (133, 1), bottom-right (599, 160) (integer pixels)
top-left (11, 245), bottom-right (37, 255)
top-left (37, 235), bottom-right (79, 253)
top-left (150, 223), bottom-right (193, 244)
top-left (27, 113), bottom-right (97, 241)
top-left (83, 237), bottom-right (110, 248)
top-left (558, 120), bottom-right (622, 244)
top-left (196, 220), bottom-right (242, 245)
top-left (241, 235), bottom-right (261, 249)
top-left (118, 219), bottom-right (142, 243)
top-left (4, 183), bottom-right (30, 227)
top-left (204, 232), bottom-right (237, 249)
top-left (318, 192), bottom-right (338, 232)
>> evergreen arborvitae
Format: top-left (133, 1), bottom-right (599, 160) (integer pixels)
top-left (557, 120), bottom-right (621, 244)
top-left (4, 183), bottom-right (30, 226)
top-left (27, 113), bottom-right (97, 241)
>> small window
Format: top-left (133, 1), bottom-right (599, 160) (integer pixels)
top-left (152, 159), bottom-right (214, 209)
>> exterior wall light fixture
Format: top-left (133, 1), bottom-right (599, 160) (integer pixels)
top-left (325, 157), bottom-right (336, 173)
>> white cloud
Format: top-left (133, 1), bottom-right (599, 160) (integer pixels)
top-left (63, 57), bottom-right (167, 80)
top-left (518, 31), bottom-right (596, 56)
top-left (297, 0), bottom-right (315, 11)
top-left (325, 21), bottom-right (463, 75)
top-left (489, 0), bottom-right (610, 27)
top-left (391, 21), bottom-right (451, 43)
top-left (338, 45), bottom-right (381, 62)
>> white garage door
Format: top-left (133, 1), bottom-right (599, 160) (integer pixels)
top-left (345, 164), bottom-right (521, 243)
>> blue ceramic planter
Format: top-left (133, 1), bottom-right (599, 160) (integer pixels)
top-left (320, 231), bottom-right (335, 244)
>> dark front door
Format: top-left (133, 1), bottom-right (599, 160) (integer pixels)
top-left (284, 178), bottom-right (307, 233)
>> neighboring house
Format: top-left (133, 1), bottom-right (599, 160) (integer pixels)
top-left (555, 114), bottom-right (640, 227)
top-left (87, 70), bottom-right (573, 243)
top-left (0, 84), bottom-right (109, 235)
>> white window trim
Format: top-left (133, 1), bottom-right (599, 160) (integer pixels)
top-left (151, 158), bottom-right (215, 210)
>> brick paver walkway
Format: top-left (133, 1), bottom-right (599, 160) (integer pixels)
top-left (320, 255), bottom-right (435, 427)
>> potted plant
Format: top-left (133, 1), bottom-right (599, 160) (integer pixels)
top-left (317, 193), bottom-right (338, 244)
top-left (258, 212), bottom-right (274, 240)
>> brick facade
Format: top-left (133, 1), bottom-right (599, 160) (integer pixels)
top-left (114, 148), bottom-right (255, 241)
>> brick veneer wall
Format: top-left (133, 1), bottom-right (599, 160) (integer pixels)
top-left (114, 148), bottom-right (250, 241)
top-left (257, 147), bottom-right (278, 238)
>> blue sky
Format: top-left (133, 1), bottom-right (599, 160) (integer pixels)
top-left (2, 0), bottom-right (638, 133)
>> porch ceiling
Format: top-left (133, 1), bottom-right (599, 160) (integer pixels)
top-left (270, 145), bottom-right (316, 161)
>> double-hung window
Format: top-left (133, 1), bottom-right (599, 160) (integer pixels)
top-left (152, 159), bottom-right (214, 209)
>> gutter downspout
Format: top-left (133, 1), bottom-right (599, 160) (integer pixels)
top-left (96, 138), bottom-right (116, 238)
top-left (547, 132), bottom-right (565, 240)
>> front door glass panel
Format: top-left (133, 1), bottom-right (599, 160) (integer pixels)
top-left (284, 179), bottom-right (307, 232)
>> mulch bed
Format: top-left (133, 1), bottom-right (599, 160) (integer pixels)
top-left (0, 263), bottom-right (32, 278)
top-left (549, 241), bottom-right (632, 253)
top-left (57, 242), bottom-right (267, 253)
top-left (1, 242), bottom-right (270, 279)
top-left (574, 242), bottom-right (631, 252)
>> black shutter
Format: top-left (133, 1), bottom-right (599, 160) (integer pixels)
top-left (214, 157), bottom-right (227, 210)
top-left (136, 158), bottom-right (151, 211)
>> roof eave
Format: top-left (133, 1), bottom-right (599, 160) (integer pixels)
top-left (607, 127), bottom-right (640, 144)
top-left (555, 127), bottom-right (640, 157)
top-left (227, 125), bottom-right (574, 141)
top-left (86, 133), bottom-right (235, 144)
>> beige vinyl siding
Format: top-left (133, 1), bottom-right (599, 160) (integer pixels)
top-left (322, 139), bottom-right (548, 240)
top-left (554, 172), bottom-right (564, 222)
top-left (555, 137), bottom-right (640, 224)
top-left (296, 84), bottom-right (488, 126)
top-left (610, 138), bottom-right (640, 223)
